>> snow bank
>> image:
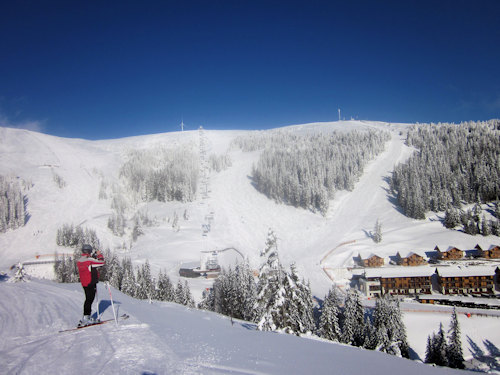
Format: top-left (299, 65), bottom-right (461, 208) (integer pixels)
top-left (0, 277), bottom-right (477, 375)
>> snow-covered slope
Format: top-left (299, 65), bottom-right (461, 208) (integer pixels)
top-left (1, 121), bottom-right (499, 370)
top-left (1, 122), bottom-right (497, 291)
top-left (0, 277), bottom-right (474, 375)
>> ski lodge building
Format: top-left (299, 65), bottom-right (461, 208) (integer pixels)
top-left (436, 266), bottom-right (498, 295)
top-left (359, 265), bottom-right (499, 298)
top-left (435, 246), bottom-right (464, 260)
top-left (396, 251), bottom-right (428, 266)
top-left (475, 244), bottom-right (500, 259)
top-left (359, 253), bottom-right (384, 268)
top-left (359, 267), bottom-right (435, 298)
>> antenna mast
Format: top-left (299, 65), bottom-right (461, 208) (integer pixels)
top-left (338, 108), bottom-right (341, 121)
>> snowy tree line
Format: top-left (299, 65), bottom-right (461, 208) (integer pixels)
top-left (0, 175), bottom-right (27, 232)
top-left (102, 254), bottom-right (195, 307)
top-left (198, 229), bottom-right (409, 358)
top-left (54, 224), bottom-right (103, 283)
top-left (107, 207), bottom-right (156, 241)
top-left (390, 120), bottom-right (500, 220)
top-left (56, 224), bottom-right (101, 250)
top-left (209, 153), bottom-right (232, 173)
top-left (119, 146), bottom-right (199, 203)
top-left (199, 229), bottom-right (315, 335)
top-left (230, 130), bottom-right (275, 152)
top-left (316, 287), bottom-right (409, 357)
top-left (54, 249), bottom-right (195, 307)
top-left (233, 130), bottom-right (390, 214)
top-left (444, 202), bottom-right (500, 236)
top-left (425, 309), bottom-right (464, 369)
top-left (52, 171), bottom-right (66, 188)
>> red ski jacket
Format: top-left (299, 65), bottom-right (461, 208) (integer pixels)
top-left (77, 253), bottom-right (105, 287)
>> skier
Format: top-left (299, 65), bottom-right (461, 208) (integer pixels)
top-left (77, 244), bottom-right (105, 326)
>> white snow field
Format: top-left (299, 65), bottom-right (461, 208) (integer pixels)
top-left (1, 121), bottom-right (499, 373)
top-left (0, 278), bottom-right (480, 374)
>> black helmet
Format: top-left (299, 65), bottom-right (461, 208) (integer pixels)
top-left (82, 244), bottom-right (93, 254)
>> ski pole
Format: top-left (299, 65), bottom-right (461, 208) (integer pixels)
top-left (96, 285), bottom-right (100, 321)
top-left (106, 282), bottom-right (118, 326)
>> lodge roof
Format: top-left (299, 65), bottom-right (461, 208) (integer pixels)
top-left (435, 266), bottom-right (498, 278)
top-left (397, 251), bottom-right (425, 258)
top-left (363, 266), bottom-right (436, 279)
top-left (435, 245), bottom-right (462, 253)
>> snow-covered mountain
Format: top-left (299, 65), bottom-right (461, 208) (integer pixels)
top-left (1, 121), bottom-right (499, 373)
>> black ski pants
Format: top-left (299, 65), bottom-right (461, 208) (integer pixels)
top-left (83, 284), bottom-right (97, 316)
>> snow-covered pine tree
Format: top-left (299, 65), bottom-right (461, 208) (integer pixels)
top-left (426, 323), bottom-right (448, 367)
top-left (446, 308), bottom-right (465, 369)
top-left (362, 316), bottom-right (377, 349)
top-left (444, 206), bottom-right (460, 229)
top-left (120, 258), bottom-right (137, 297)
top-left (372, 296), bottom-right (409, 357)
top-left (198, 286), bottom-right (215, 311)
top-left (61, 254), bottom-right (70, 283)
top-left (234, 260), bottom-right (257, 322)
top-left (495, 201), bottom-right (500, 219)
top-left (132, 218), bottom-right (143, 242)
top-left (255, 229), bottom-right (287, 331)
top-left (425, 335), bottom-right (435, 364)
top-left (387, 297), bottom-right (409, 358)
top-left (12, 263), bottom-right (26, 282)
top-left (481, 215), bottom-right (492, 236)
top-left (281, 263), bottom-right (315, 335)
top-left (175, 279), bottom-right (185, 305)
top-left (156, 270), bottom-right (175, 302)
top-left (373, 219), bottom-right (382, 243)
top-left (54, 253), bottom-right (63, 282)
top-left (341, 289), bottom-right (365, 347)
top-left (135, 261), bottom-right (154, 300)
top-left (103, 251), bottom-right (123, 291)
top-left (182, 280), bottom-right (195, 308)
top-left (317, 287), bottom-right (342, 342)
top-left (211, 268), bottom-right (229, 315)
top-left (491, 219), bottom-right (500, 236)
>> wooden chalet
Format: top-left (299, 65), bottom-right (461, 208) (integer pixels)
top-left (436, 266), bottom-right (497, 295)
top-left (475, 244), bottom-right (500, 259)
top-left (435, 246), bottom-right (464, 260)
top-left (360, 267), bottom-right (435, 298)
top-left (396, 251), bottom-right (427, 266)
top-left (360, 253), bottom-right (384, 268)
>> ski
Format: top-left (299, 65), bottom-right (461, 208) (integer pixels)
top-left (59, 314), bottom-right (129, 333)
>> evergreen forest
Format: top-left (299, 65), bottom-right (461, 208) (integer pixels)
top-left (390, 120), bottom-right (500, 220)
top-left (119, 145), bottom-right (199, 203)
top-left (232, 129), bottom-right (390, 215)
top-left (0, 175), bottom-right (28, 232)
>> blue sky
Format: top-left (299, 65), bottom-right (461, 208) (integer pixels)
top-left (1, 1), bottom-right (499, 140)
